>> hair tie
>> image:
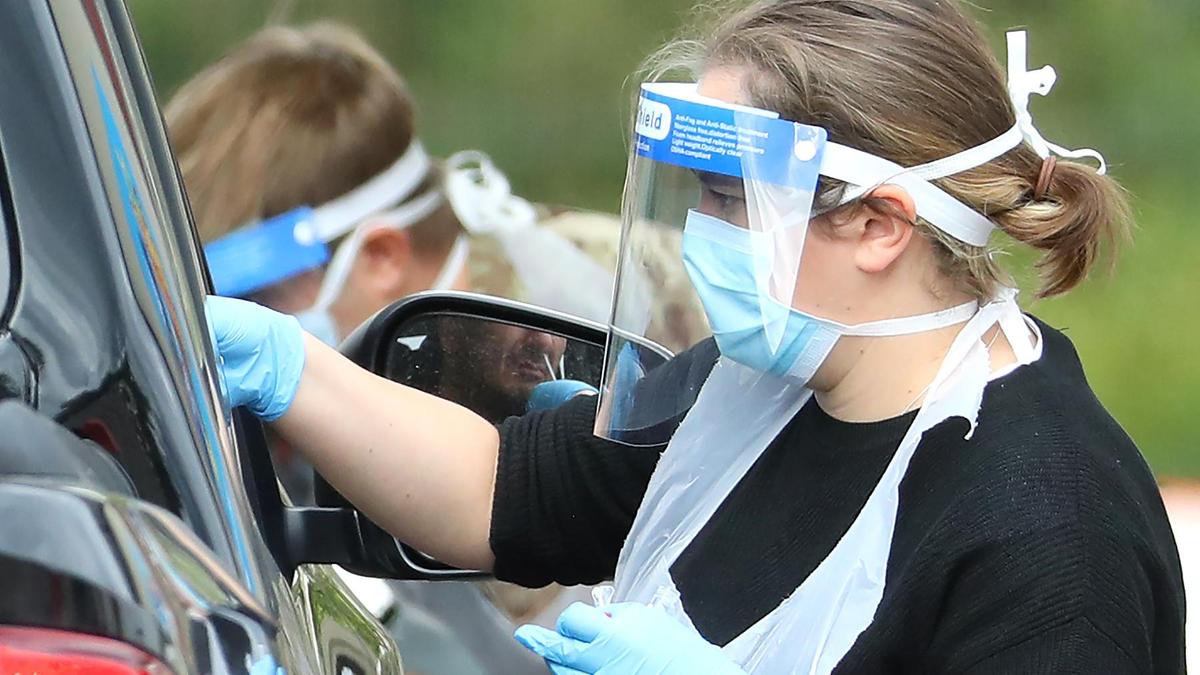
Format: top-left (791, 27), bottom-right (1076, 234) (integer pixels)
top-left (1033, 156), bottom-right (1057, 200)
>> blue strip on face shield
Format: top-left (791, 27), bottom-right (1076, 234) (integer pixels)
top-left (203, 140), bottom-right (434, 299)
top-left (204, 207), bottom-right (330, 298)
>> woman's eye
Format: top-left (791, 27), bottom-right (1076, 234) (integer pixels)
top-left (704, 187), bottom-right (734, 208)
top-left (704, 187), bottom-right (745, 220)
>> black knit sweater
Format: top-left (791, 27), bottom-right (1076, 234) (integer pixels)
top-left (490, 319), bottom-right (1186, 673)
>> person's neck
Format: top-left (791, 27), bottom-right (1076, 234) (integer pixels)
top-left (813, 320), bottom-right (1021, 423)
top-left (804, 282), bottom-right (975, 422)
top-left (812, 324), bottom-right (964, 423)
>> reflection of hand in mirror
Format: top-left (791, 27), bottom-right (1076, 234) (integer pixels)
top-left (526, 379), bottom-right (598, 413)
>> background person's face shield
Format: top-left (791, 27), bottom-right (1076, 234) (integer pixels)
top-left (294, 187), bottom-right (455, 345)
top-left (595, 83), bottom-right (825, 445)
top-left (203, 141), bottom-right (451, 344)
top-left (204, 207), bottom-right (332, 299)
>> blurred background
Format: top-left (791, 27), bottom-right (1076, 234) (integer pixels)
top-left (130, 0), bottom-right (1198, 477)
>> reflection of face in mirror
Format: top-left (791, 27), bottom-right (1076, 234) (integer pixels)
top-left (440, 322), bottom-right (568, 422)
top-left (386, 314), bottom-right (599, 426)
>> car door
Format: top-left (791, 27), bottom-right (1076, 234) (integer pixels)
top-left (0, 1), bottom-right (404, 672)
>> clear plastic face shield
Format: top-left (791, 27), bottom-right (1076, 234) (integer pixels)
top-left (595, 83), bottom-right (827, 445)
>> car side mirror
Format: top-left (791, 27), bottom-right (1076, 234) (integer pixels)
top-left (291, 291), bottom-right (670, 580)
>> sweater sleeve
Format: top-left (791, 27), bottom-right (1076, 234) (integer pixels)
top-left (921, 474), bottom-right (1182, 674)
top-left (487, 341), bottom-right (717, 588)
top-left (956, 617), bottom-right (1140, 674)
top-left (488, 393), bottom-right (664, 587)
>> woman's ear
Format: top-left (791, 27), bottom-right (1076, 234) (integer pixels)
top-left (854, 184), bottom-right (917, 274)
top-left (356, 226), bottom-right (414, 295)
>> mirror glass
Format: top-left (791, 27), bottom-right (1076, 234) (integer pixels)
top-left (384, 313), bottom-right (605, 423)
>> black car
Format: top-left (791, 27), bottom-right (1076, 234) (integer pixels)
top-left (0, 1), bottom-right (406, 672)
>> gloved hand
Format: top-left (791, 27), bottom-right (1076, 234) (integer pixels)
top-left (525, 379), bottom-right (598, 413)
top-left (514, 602), bottom-right (745, 675)
top-left (247, 653), bottom-right (285, 675)
top-left (205, 295), bottom-right (306, 421)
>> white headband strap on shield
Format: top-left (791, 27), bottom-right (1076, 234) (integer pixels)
top-left (820, 30), bottom-right (1107, 248)
top-left (1004, 31), bottom-right (1107, 174)
top-left (820, 143), bottom-right (999, 247)
top-left (308, 140), bottom-right (432, 244)
top-left (309, 188), bottom-right (445, 312)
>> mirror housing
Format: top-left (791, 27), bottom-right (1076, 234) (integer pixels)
top-left (289, 291), bottom-right (669, 580)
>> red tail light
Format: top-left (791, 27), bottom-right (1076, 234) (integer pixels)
top-left (0, 626), bottom-right (171, 674)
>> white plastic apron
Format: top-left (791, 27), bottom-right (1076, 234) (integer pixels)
top-left (608, 289), bottom-right (1041, 674)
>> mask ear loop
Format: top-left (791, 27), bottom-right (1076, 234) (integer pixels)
top-left (307, 188), bottom-right (446, 317)
top-left (428, 234), bottom-right (470, 291)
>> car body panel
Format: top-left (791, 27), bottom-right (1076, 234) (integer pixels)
top-left (0, 1), bottom-right (404, 672)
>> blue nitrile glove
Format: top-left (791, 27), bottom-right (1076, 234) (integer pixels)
top-left (526, 379), bottom-right (599, 413)
top-left (247, 653), bottom-right (285, 675)
top-left (514, 602), bottom-right (745, 675)
top-left (205, 295), bottom-right (306, 421)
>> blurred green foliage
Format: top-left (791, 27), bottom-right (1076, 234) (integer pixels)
top-left (131, 1), bottom-right (1198, 475)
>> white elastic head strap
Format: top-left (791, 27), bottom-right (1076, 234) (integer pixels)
top-left (309, 188), bottom-right (446, 311)
top-left (818, 30), bottom-right (1107, 248)
top-left (1004, 31), bottom-right (1107, 174)
top-left (444, 150), bottom-right (622, 321)
top-left (308, 140), bottom-right (432, 244)
top-left (304, 139), bottom-right (447, 312)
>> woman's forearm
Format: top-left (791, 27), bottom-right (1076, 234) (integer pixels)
top-left (274, 334), bottom-right (500, 570)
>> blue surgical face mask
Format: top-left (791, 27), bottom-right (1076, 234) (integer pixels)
top-left (681, 210), bottom-right (839, 381)
top-left (682, 209), bottom-right (982, 383)
top-left (295, 308), bottom-right (340, 347)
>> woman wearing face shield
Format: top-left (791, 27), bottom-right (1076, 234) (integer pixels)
top-left (206, 2), bottom-right (1185, 673)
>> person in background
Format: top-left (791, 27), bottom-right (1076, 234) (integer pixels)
top-left (168, 21), bottom-right (469, 505)
top-left (169, 23), bottom-right (470, 344)
top-left (166, 22), bottom-right (605, 675)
